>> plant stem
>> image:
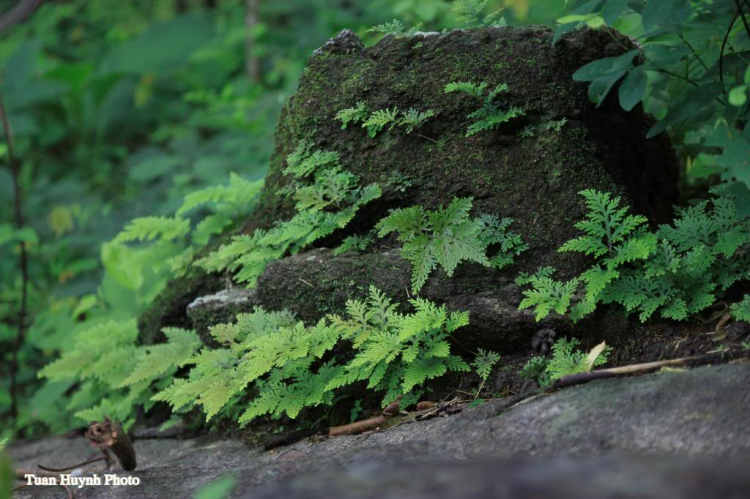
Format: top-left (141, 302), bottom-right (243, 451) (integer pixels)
top-left (0, 96), bottom-right (29, 422)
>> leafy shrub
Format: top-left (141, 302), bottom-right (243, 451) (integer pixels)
top-left (154, 287), bottom-right (471, 424)
top-left (445, 81), bottom-right (525, 136)
top-left (559, 1), bottom-right (750, 214)
top-left (377, 198), bottom-right (527, 293)
top-left (520, 337), bottom-right (609, 387)
top-left (195, 141), bottom-right (381, 287)
top-left (519, 190), bottom-right (750, 322)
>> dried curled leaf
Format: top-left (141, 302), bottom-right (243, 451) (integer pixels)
top-left (329, 416), bottom-right (388, 437)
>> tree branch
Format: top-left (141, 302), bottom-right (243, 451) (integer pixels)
top-left (0, 96), bottom-right (29, 422)
top-left (0, 0), bottom-right (44, 35)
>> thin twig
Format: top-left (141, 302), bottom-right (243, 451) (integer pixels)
top-left (720, 8), bottom-right (741, 86)
top-left (38, 456), bottom-right (108, 472)
top-left (0, 0), bottom-right (44, 34)
top-left (0, 96), bottom-right (29, 422)
top-left (551, 352), bottom-right (729, 389)
top-left (735, 0), bottom-right (750, 41)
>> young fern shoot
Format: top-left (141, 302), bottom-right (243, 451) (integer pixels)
top-left (445, 81), bottom-right (525, 136)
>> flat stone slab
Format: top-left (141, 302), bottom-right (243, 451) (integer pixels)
top-left (9, 362), bottom-right (750, 498)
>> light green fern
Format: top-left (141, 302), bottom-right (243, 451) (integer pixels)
top-left (399, 108), bottom-right (435, 134)
top-left (519, 337), bottom-right (609, 387)
top-left (335, 102), bottom-right (368, 130)
top-left (452, 0), bottom-right (506, 27)
top-left (196, 142), bottom-right (381, 287)
top-left (519, 190), bottom-right (750, 323)
top-left (377, 198), bottom-right (526, 293)
top-left (39, 321), bottom-right (201, 429)
top-left (154, 287), bottom-right (472, 425)
top-left (363, 107), bottom-right (400, 137)
top-left (367, 19), bottom-right (421, 38)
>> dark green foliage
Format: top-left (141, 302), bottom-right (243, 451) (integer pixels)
top-left (520, 190), bottom-right (750, 322)
top-left (445, 81), bottom-right (525, 136)
top-left (377, 198), bottom-right (527, 293)
top-left (561, 0), bottom-right (750, 214)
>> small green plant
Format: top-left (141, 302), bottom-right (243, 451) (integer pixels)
top-left (520, 338), bottom-right (609, 387)
top-left (399, 108), bottom-right (435, 134)
top-left (362, 107), bottom-right (400, 137)
top-left (154, 287), bottom-right (472, 424)
top-left (334, 235), bottom-right (373, 255)
top-left (544, 118), bottom-right (568, 132)
top-left (39, 321), bottom-right (201, 427)
top-left (518, 125), bottom-right (536, 138)
top-left (367, 19), bottom-right (421, 38)
top-left (472, 348), bottom-right (500, 398)
top-left (335, 102), bottom-right (368, 130)
top-left (196, 141), bottom-right (381, 287)
top-left (452, 0), bottom-right (505, 27)
top-left (376, 198), bottom-right (527, 294)
top-left (445, 81), bottom-right (525, 136)
top-left (730, 296), bottom-right (750, 322)
top-left (519, 190), bottom-right (750, 323)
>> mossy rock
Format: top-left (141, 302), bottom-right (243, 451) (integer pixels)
top-left (144, 26), bottom-right (679, 349)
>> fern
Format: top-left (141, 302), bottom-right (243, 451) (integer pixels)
top-left (519, 190), bottom-right (750, 323)
top-left (445, 81), bottom-right (524, 136)
top-left (472, 348), bottom-right (500, 381)
top-left (363, 107), bottom-right (400, 137)
top-left (114, 217), bottom-right (191, 244)
top-left (445, 81), bottom-right (488, 97)
top-left (335, 101), bottom-right (368, 130)
top-left (377, 198), bottom-right (526, 293)
top-left (519, 338), bottom-right (610, 387)
top-left (367, 19), bottom-right (421, 38)
top-left (155, 287), bottom-right (471, 425)
top-left (334, 234), bottom-right (373, 255)
top-left (39, 320), bottom-right (201, 428)
top-left (399, 108), bottom-right (435, 134)
top-left (452, 0), bottom-right (506, 27)
top-left (731, 295), bottom-right (750, 321)
top-left (196, 142), bottom-right (381, 287)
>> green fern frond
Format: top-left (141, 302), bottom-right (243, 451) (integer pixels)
top-left (363, 107), bottom-right (400, 137)
top-left (399, 108), bottom-right (435, 133)
top-left (472, 348), bottom-right (500, 381)
top-left (444, 81), bottom-right (488, 97)
top-left (336, 101), bottom-right (368, 129)
top-left (114, 216), bottom-right (191, 244)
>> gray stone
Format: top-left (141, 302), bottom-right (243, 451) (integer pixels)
top-left (9, 363), bottom-right (750, 498)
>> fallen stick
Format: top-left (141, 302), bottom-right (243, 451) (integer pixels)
top-left (551, 352), bottom-right (729, 389)
top-left (329, 416), bottom-right (389, 436)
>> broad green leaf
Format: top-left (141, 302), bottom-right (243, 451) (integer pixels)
top-left (572, 49), bottom-right (638, 82)
top-left (641, 0), bottom-right (690, 32)
top-left (729, 85), bottom-right (747, 107)
top-left (618, 68), bottom-right (647, 111)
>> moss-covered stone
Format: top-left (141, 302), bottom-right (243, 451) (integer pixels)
top-left (143, 26), bottom-right (679, 350)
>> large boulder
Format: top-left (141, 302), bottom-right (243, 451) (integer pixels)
top-left (183, 26), bottom-right (678, 351)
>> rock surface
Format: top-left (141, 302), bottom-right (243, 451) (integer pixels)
top-left (10, 363), bottom-right (750, 498)
top-left (152, 26), bottom-right (679, 350)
